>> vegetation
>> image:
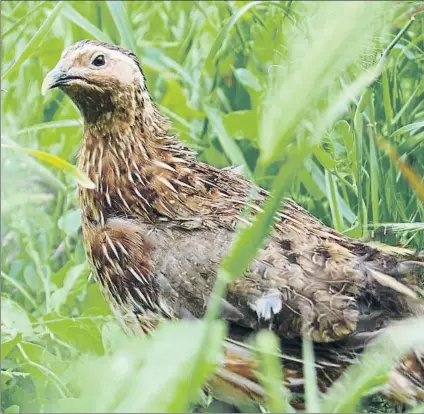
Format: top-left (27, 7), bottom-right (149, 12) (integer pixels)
top-left (1, 1), bottom-right (423, 412)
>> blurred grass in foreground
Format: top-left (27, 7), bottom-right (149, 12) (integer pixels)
top-left (1, 1), bottom-right (424, 413)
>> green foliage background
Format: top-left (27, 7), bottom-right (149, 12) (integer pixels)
top-left (1, 1), bottom-right (423, 413)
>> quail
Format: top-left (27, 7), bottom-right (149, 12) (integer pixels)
top-left (42, 40), bottom-right (424, 408)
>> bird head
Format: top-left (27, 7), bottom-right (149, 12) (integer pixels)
top-left (42, 40), bottom-right (148, 124)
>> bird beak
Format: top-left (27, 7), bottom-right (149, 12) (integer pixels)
top-left (42, 67), bottom-right (63, 96)
top-left (42, 65), bottom-right (82, 96)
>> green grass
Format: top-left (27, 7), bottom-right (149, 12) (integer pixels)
top-left (1, 1), bottom-right (424, 413)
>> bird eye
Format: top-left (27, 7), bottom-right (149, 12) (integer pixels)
top-left (92, 54), bottom-right (105, 67)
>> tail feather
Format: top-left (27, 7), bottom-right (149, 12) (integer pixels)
top-left (208, 242), bottom-right (424, 409)
top-left (367, 267), bottom-right (419, 299)
top-left (207, 342), bottom-right (264, 408)
top-left (207, 336), bottom-right (424, 409)
top-left (386, 351), bottom-right (424, 404)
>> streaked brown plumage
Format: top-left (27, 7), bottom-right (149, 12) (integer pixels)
top-left (42, 40), bottom-right (424, 409)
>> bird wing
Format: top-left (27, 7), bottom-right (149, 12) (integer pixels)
top-left (134, 207), bottom-right (423, 344)
top-left (94, 155), bottom-right (423, 343)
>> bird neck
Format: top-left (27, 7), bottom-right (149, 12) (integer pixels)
top-left (78, 91), bottom-right (195, 226)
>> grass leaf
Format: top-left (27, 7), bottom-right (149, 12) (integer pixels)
top-left (106, 1), bottom-right (137, 51)
top-left (374, 135), bottom-right (424, 202)
top-left (75, 321), bottom-right (225, 413)
top-left (1, 2), bottom-right (65, 80)
top-left (2, 144), bottom-right (95, 189)
top-left (63, 4), bottom-right (113, 44)
top-left (256, 330), bottom-right (294, 413)
top-left (322, 317), bottom-right (424, 413)
top-left (203, 104), bottom-right (252, 177)
top-left (302, 337), bottom-right (321, 413)
top-left (205, 1), bottom-right (264, 66)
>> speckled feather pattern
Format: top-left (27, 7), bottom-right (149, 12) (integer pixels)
top-left (49, 40), bottom-right (424, 408)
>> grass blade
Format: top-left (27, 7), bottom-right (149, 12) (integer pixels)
top-left (14, 120), bottom-right (82, 136)
top-left (2, 144), bottom-right (95, 189)
top-left (367, 222), bottom-right (424, 233)
top-left (1, 2), bottom-right (65, 80)
top-left (258, 2), bottom-right (388, 165)
top-left (302, 337), bottom-right (321, 413)
top-left (256, 331), bottom-right (293, 413)
top-left (203, 104), bottom-right (252, 178)
top-left (409, 403), bottom-right (424, 413)
top-left (204, 1), bottom-right (264, 65)
top-left (1, 272), bottom-right (40, 313)
top-left (206, 146), bottom-right (309, 322)
top-left (391, 121), bottom-right (424, 137)
top-left (75, 321), bottom-right (225, 413)
top-left (1, 1), bottom-right (47, 38)
top-left (222, 147), bottom-right (308, 279)
top-left (106, 1), bottom-right (137, 51)
top-left (353, 90), bottom-right (368, 236)
top-left (391, 82), bottom-right (422, 126)
top-left (322, 317), bottom-right (424, 413)
top-left (325, 170), bottom-right (343, 232)
top-left (374, 135), bottom-right (424, 203)
top-left (2, 136), bottom-right (66, 192)
top-left (63, 4), bottom-right (113, 44)
top-left (368, 91), bottom-right (380, 224)
top-left (381, 68), bottom-right (393, 134)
